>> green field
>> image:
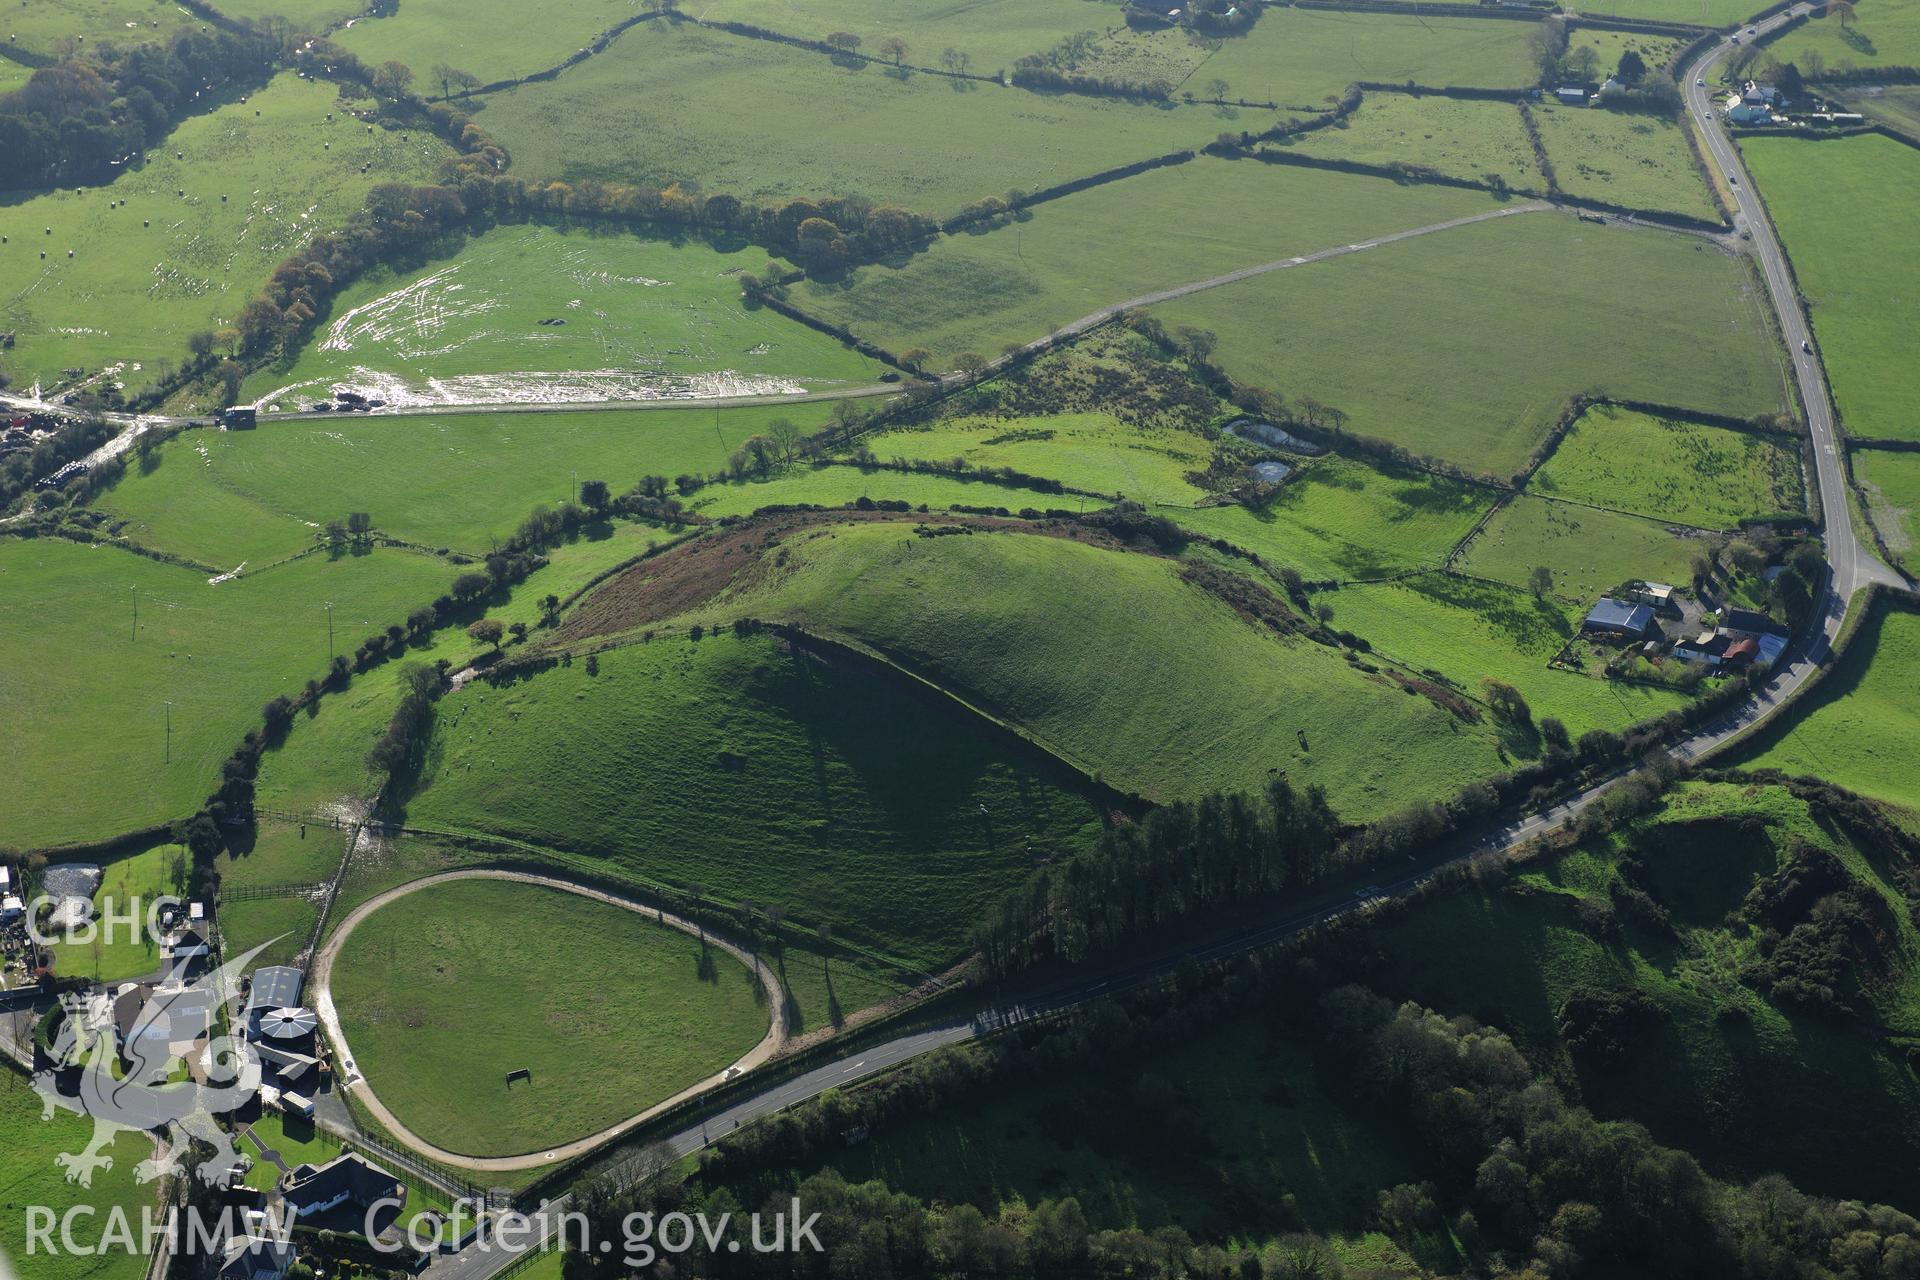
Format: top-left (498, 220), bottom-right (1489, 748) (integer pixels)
top-left (333, 0), bottom-right (646, 86)
top-left (1374, 781), bottom-right (1920, 1209)
top-left (1531, 404), bottom-right (1804, 529)
top-left (332, 877), bottom-right (770, 1156)
top-left (1533, 103), bottom-right (1720, 222)
top-left (1093, 8), bottom-right (1541, 104)
top-left (244, 222), bottom-right (879, 409)
top-left (0, 74), bottom-right (452, 393)
top-left (864, 413), bottom-right (1213, 504)
top-left (794, 155), bottom-right (1500, 368)
top-left (1546, 0), bottom-right (1755, 26)
top-left (0, 535), bottom-right (457, 848)
top-left (218, 892), bottom-right (322, 970)
top-left (1327, 573), bottom-right (1692, 737)
top-left (1842, 83), bottom-right (1920, 135)
top-left (0, 1081), bottom-right (153, 1280)
top-left (1283, 93), bottom-right (1543, 190)
top-left (1162, 453), bottom-right (1493, 581)
top-left (238, 524), bottom-right (676, 828)
top-left (1565, 27), bottom-right (1687, 78)
top-left (1742, 134), bottom-right (1920, 442)
top-left (410, 630), bottom-right (1101, 967)
top-left (43, 840), bottom-right (184, 983)
top-left (689, 0), bottom-right (1130, 77)
top-left (1767, 0), bottom-right (1920, 75)
top-left (1460, 493), bottom-right (1706, 603)
top-left (585, 518), bottom-right (1523, 817)
top-left (1150, 211), bottom-right (1786, 477)
top-left (1856, 446), bottom-right (1920, 574)
top-left (207, 0), bottom-right (364, 27)
top-left (97, 401), bottom-right (839, 563)
top-left (475, 21), bottom-right (1272, 216)
top-left (0, 0), bottom-right (192, 65)
top-left (1732, 596), bottom-right (1920, 811)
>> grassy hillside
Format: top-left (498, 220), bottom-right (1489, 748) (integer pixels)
top-left (864, 414), bottom-right (1214, 505)
top-left (0, 74), bottom-right (452, 393)
top-left (1163, 454), bottom-right (1494, 581)
top-left (409, 630), bottom-right (1102, 969)
top-left (794, 156), bottom-right (1499, 369)
top-left (569, 518), bottom-right (1522, 818)
top-left (1149, 213), bottom-right (1784, 477)
top-left (96, 401), bottom-right (833, 562)
top-left (477, 21), bottom-right (1270, 216)
top-left (0, 536), bottom-right (457, 848)
top-left (244, 223), bottom-right (878, 409)
top-left (1730, 595), bottom-right (1920, 811)
top-left (687, 464), bottom-right (1106, 519)
top-left (813, 1014), bottom-right (1423, 1260)
top-left (0, 0), bottom-right (195, 67)
top-left (1742, 134), bottom-right (1920, 443)
top-left (1531, 404), bottom-right (1804, 530)
top-left (1373, 780), bottom-right (1920, 1210)
top-left (332, 877), bottom-right (770, 1156)
top-left (1326, 574), bottom-right (1692, 738)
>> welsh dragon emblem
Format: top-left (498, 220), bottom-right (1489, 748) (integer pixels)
top-left (33, 938), bottom-right (281, 1189)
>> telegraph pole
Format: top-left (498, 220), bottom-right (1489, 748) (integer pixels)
top-left (164, 701), bottom-right (172, 763)
top-left (325, 602), bottom-right (334, 658)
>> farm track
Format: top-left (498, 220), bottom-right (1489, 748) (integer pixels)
top-left (971, 199), bottom-right (1554, 377)
top-left (309, 869), bottom-right (788, 1172)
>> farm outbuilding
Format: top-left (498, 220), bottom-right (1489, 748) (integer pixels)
top-left (246, 966), bottom-right (306, 1036)
top-left (1629, 581), bottom-right (1675, 609)
top-left (1583, 598), bottom-right (1660, 640)
top-left (1720, 607), bottom-right (1783, 637)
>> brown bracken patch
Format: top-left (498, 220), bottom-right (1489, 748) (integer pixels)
top-left (554, 507), bottom-right (1144, 646)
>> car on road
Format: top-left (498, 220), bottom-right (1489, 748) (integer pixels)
top-left (1802, 339), bottom-right (1812, 353)
top-left (1697, 77), bottom-right (1705, 86)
